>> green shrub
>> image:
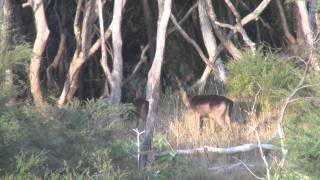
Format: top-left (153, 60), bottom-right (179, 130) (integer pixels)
top-left (227, 50), bottom-right (302, 112)
top-left (0, 99), bottom-right (132, 179)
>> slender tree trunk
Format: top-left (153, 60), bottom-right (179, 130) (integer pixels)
top-left (47, 0), bottom-right (68, 90)
top-left (206, 0), bottom-right (242, 60)
top-left (108, 0), bottom-right (126, 104)
top-left (98, 0), bottom-right (111, 99)
top-left (28, 0), bottom-right (50, 106)
top-left (141, 0), bottom-right (155, 60)
top-left (58, 0), bottom-right (96, 106)
top-left (140, 0), bottom-right (172, 169)
top-left (196, 0), bottom-right (220, 93)
top-left (296, 0), bottom-right (320, 71)
top-left (1, 0), bottom-right (15, 105)
top-left (0, 0), bottom-right (3, 25)
top-left (276, 0), bottom-right (296, 45)
top-left (309, 0), bottom-right (319, 34)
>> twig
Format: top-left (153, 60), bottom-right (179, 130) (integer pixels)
top-left (276, 57), bottom-right (311, 168)
top-left (170, 14), bottom-right (215, 71)
top-left (208, 162), bottom-right (255, 172)
top-left (249, 126), bottom-right (270, 180)
top-left (234, 157), bottom-right (265, 180)
top-left (122, 45), bottom-right (149, 85)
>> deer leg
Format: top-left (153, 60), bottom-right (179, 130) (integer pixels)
top-left (215, 117), bottom-right (227, 131)
top-left (199, 116), bottom-right (204, 131)
top-left (225, 114), bottom-right (232, 131)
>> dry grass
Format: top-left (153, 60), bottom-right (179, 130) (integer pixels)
top-left (156, 92), bottom-right (277, 150)
top-left (152, 91), bottom-right (277, 179)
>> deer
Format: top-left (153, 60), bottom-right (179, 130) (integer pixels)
top-left (134, 98), bottom-right (149, 128)
top-left (133, 78), bottom-right (149, 128)
top-left (173, 75), bottom-right (233, 131)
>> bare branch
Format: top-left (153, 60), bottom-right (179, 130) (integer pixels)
top-left (223, 0), bottom-right (256, 50)
top-left (206, 0), bottom-right (242, 60)
top-left (170, 14), bottom-right (215, 70)
top-left (233, 157), bottom-right (265, 180)
top-left (276, 58), bottom-right (311, 168)
top-left (241, 0), bottom-right (272, 26)
top-left (156, 143), bottom-right (274, 157)
top-left (122, 45), bottom-right (149, 85)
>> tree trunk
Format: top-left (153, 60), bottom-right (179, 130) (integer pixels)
top-left (140, 0), bottom-right (172, 169)
top-left (58, 0), bottom-right (96, 106)
top-left (1, 0), bottom-right (14, 50)
top-left (196, 0), bottom-right (220, 93)
top-left (296, 0), bottom-right (320, 71)
top-left (206, 0), bottom-right (242, 60)
top-left (309, 0), bottom-right (319, 34)
top-left (29, 0), bottom-right (50, 106)
top-left (276, 0), bottom-right (296, 45)
top-left (108, 0), bottom-right (126, 104)
top-left (98, 0), bottom-right (111, 99)
top-left (0, 0), bottom-right (3, 25)
top-left (141, 0), bottom-right (155, 60)
top-left (47, 0), bottom-right (68, 90)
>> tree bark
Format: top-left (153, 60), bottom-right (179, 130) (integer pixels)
top-left (295, 0), bottom-right (320, 71)
top-left (206, 0), bottom-right (242, 60)
top-left (98, 0), bottom-right (111, 99)
top-left (58, 0), bottom-right (97, 106)
top-left (276, 0), bottom-right (296, 45)
top-left (141, 0), bottom-right (155, 60)
top-left (47, 0), bottom-right (68, 90)
top-left (0, 0), bottom-right (3, 25)
top-left (196, 0), bottom-right (221, 93)
top-left (28, 0), bottom-right (50, 106)
top-left (309, 0), bottom-right (319, 34)
top-left (108, 0), bottom-right (126, 104)
top-left (140, 0), bottom-right (172, 168)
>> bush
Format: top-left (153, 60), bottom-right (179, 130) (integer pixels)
top-left (226, 50), bottom-right (302, 112)
top-left (0, 100), bottom-right (133, 179)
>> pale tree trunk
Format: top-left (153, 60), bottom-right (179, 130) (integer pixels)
top-left (296, 0), bottom-right (320, 71)
top-left (140, 0), bottom-right (172, 169)
top-left (25, 0), bottom-right (50, 107)
top-left (308, 0), bottom-right (319, 34)
top-left (108, 0), bottom-right (126, 104)
top-left (196, 0), bottom-right (223, 93)
top-left (206, 0), bottom-right (242, 60)
top-left (0, 0), bottom-right (3, 24)
top-left (98, 0), bottom-right (111, 99)
top-left (58, 0), bottom-right (96, 106)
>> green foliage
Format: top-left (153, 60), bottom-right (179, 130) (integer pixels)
top-left (227, 50), bottom-right (301, 111)
top-left (0, 42), bottom-right (32, 69)
top-left (151, 154), bottom-right (187, 180)
top-left (285, 105), bottom-right (320, 178)
top-left (0, 99), bottom-right (132, 179)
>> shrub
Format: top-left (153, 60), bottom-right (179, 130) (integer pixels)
top-left (226, 50), bottom-right (302, 112)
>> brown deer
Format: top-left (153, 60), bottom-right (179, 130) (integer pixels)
top-left (174, 75), bottom-right (233, 131)
top-left (134, 98), bottom-right (149, 128)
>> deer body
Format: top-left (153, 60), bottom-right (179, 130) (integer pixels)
top-left (134, 98), bottom-right (149, 128)
top-left (188, 95), bottom-right (233, 131)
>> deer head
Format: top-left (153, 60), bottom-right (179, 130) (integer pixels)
top-left (173, 75), bottom-right (233, 131)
